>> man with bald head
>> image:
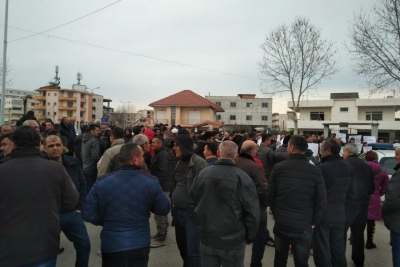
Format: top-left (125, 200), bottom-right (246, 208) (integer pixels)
top-left (235, 140), bottom-right (268, 267)
top-left (189, 141), bottom-right (259, 267)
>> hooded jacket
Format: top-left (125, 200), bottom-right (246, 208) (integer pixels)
top-left (172, 135), bottom-right (208, 209)
top-left (82, 133), bottom-right (100, 170)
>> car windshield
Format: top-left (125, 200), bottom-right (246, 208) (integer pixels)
top-left (380, 157), bottom-right (396, 175)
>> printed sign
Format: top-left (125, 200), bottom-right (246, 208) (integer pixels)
top-left (349, 135), bottom-right (362, 144)
top-left (362, 146), bottom-right (372, 153)
top-left (363, 136), bottom-right (376, 144)
top-left (336, 133), bottom-right (347, 144)
top-left (308, 143), bottom-right (319, 157)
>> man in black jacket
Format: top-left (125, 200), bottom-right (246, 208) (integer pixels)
top-left (273, 135), bottom-right (291, 164)
top-left (266, 135), bottom-right (327, 267)
top-left (43, 135), bottom-right (91, 267)
top-left (188, 141), bottom-right (260, 267)
top-left (150, 136), bottom-right (172, 248)
top-left (343, 143), bottom-right (375, 267)
top-left (313, 138), bottom-right (356, 267)
top-left (383, 147), bottom-right (400, 267)
top-left (59, 117), bottom-right (76, 157)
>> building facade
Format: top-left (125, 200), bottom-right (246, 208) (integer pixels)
top-left (1, 88), bottom-right (39, 125)
top-left (205, 94), bottom-right (272, 131)
top-left (271, 112), bottom-right (289, 133)
top-left (286, 93), bottom-right (400, 141)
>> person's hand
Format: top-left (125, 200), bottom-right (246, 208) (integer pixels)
top-left (311, 225), bottom-right (315, 229)
top-left (76, 210), bottom-right (81, 213)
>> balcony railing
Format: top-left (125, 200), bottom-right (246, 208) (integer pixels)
top-left (34, 105), bottom-right (46, 110)
top-left (59, 96), bottom-right (77, 101)
top-left (58, 105), bottom-right (77, 111)
top-left (34, 95), bottom-right (46, 101)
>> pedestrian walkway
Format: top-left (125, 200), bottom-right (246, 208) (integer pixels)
top-left (56, 213), bottom-right (392, 266)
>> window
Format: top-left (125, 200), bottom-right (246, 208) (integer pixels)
top-left (53, 102), bottom-right (57, 106)
top-left (31, 103), bottom-right (35, 106)
top-left (12, 107), bottom-right (22, 111)
top-left (54, 112), bottom-right (57, 116)
top-left (67, 102), bottom-right (73, 107)
top-left (340, 107), bottom-right (348, 112)
top-left (246, 115), bottom-right (252, 121)
top-left (47, 112), bottom-right (50, 115)
top-left (48, 93), bottom-right (50, 96)
top-left (216, 115), bottom-right (221, 120)
top-left (230, 102), bottom-right (236, 107)
top-left (310, 112), bottom-right (324, 121)
top-left (81, 93), bottom-right (85, 98)
top-left (67, 111), bottom-right (73, 117)
top-left (93, 107), bottom-right (96, 111)
top-left (261, 116), bottom-right (268, 121)
top-left (171, 106), bottom-right (176, 125)
top-left (48, 102), bottom-right (50, 106)
top-left (67, 92), bottom-right (73, 97)
top-left (80, 103), bottom-right (84, 108)
top-left (262, 102), bottom-right (268, 108)
top-left (80, 112), bottom-right (84, 117)
top-left (366, 111), bottom-right (382, 120)
top-left (213, 101), bottom-right (220, 107)
top-left (246, 102), bottom-right (253, 108)
top-left (230, 115), bottom-right (236, 120)
top-left (54, 93), bottom-right (57, 96)
top-left (93, 99), bottom-right (96, 102)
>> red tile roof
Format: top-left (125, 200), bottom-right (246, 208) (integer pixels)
top-left (149, 90), bottom-right (224, 112)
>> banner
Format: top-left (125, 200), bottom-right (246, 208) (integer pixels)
top-left (335, 133), bottom-right (347, 144)
top-left (349, 135), bottom-right (362, 144)
top-left (308, 143), bottom-right (319, 157)
top-left (363, 136), bottom-right (376, 144)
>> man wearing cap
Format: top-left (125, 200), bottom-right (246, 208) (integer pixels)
top-left (172, 134), bottom-right (208, 267)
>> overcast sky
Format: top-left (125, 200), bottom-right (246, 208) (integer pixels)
top-left (0, 0), bottom-right (383, 113)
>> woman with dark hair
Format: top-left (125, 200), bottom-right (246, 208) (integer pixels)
top-left (365, 150), bottom-right (390, 249)
top-left (123, 128), bottom-right (132, 144)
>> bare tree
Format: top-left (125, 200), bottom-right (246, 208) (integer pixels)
top-left (259, 17), bottom-right (338, 134)
top-left (348, 0), bottom-right (400, 94)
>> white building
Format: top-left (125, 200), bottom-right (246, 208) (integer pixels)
top-left (205, 94), bottom-right (272, 131)
top-left (1, 88), bottom-right (39, 125)
top-left (271, 112), bottom-right (289, 133)
top-left (287, 92), bottom-right (400, 141)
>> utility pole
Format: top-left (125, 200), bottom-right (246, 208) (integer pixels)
top-left (0, 0), bottom-right (9, 125)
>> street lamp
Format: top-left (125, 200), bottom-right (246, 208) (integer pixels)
top-left (120, 101), bottom-right (130, 128)
top-left (86, 87), bottom-right (100, 93)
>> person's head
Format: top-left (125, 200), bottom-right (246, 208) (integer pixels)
top-left (151, 136), bottom-right (164, 152)
top-left (203, 132), bottom-right (213, 142)
top-left (0, 124), bottom-right (12, 136)
top-left (114, 121), bottom-right (120, 128)
top-left (240, 140), bottom-right (258, 159)
top-left (43, 135), bottom-right (64, 161)
top-left (395, 147), bottom-right (400, 165)
top-left (342, 143), bottom-right (359, 159)
top-left (363, 141), bottom-right (368, 147)
top-left (203, 142), bottom-right (217, 158)
top-left (0, 133), bottom-right (14, 156)
top-left (132, 126), bottom-right (142, 136)
top-left (45, 121), bottom-right (54, 131)
top-left (89, 124), bottom-right (101, 137)
top-left (218, 141), bottom-right (238, 161)
top-left (365, 150), bottom-right (378, 162)
top-left (132, 134), bottom-right (150, 153)
top-left (261, 133), bottom-right (271, 145)
top-left (287, 135), bottom-right (308, 155)
top-left (11, 126), bottom-right (40, 148)
top-left (22, 120), bottom-right (40, 133)
top-left (125, 128), bottom-right (132, 136)
top-left (110, 127), bottom-right (124, 142)
top-left (120, 143), bottom-right (144, 167)
top-left (80, 124), bottom-right (88, 134)
top-left (282, 135), bottom-right (291, 146)
top-left (378, 138), bottom-right (385, 143)
top-left (249, 132), bottom-right (257, 140)
top-left (173, 134), bottom-right (194, 159)
top-left (62, 117), bottom-right (70, 126)
top-left (349, 138), bottom-right (355, 143)
top-left (320, 137), bottom-right (341, 158)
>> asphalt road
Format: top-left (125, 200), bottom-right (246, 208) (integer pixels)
top-left (57, 212), bottom-right (392, 267)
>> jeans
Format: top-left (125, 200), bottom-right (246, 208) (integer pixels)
top-left (173, 208), bottom-right (201, 267)
top-left (102, 247), bottom-right (150, 267)
top-left (21, 257), bottom-right (57, 267)
top-left (251, 220), bottom-right (266, 267)
top-left (200, 242), bottom-right (246, 267)
top-left (274, 226), bottom-right (312, 267)
top-left (391, 231), bottom-right (400, 267)
top-left (313, 222), bottom-right (347, 267)
top-left (60, 211), bottom-right (91, 267)
top-left (344, 204), bottom-right (368, 266)
top-left (154, 191), bottom-right (170, 237)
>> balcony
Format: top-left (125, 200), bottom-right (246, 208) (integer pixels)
top-left (58, 105), bottom-right (77, 111)
top-left (59, 96), bottom-right (77, 101)
top-left (58, 115), bottom-right (77, 121)
top-left (35, 115), bottom-right (46, 120)
top-left (80, 99), bottom-right (87, 103)
top-left (80, 107), bottom-right (86, 112)
top-left (34, 95), bottom-right (46, 101)
top-left (34, 105), bottom-right (46, 110)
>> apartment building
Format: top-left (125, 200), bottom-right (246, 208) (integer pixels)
top-left (287, 92), bottom-right (400, 141)
top-left (271, 112), bottom-right (289, 133)
top-left (33, 85), bottom-right (105, 129)
top-left (205, 94), bottom-right (272, 131)
top-left (1, 88), bottom-right (39, 125)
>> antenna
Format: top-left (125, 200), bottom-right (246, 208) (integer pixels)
top-left (77, 72), bottom-right (82, 85)
top-left (49, 65), bottom-right (60, 85)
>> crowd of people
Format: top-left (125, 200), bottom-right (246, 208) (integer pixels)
top-left (0, 113), bottom-right (400, 267)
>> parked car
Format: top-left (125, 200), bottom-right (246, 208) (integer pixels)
top-left (359, 149), bottom-right (396, 178)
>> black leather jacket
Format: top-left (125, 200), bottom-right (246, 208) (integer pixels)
top-left (188, 159), bottom-right (260, 249)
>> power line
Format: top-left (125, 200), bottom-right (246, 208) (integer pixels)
top-left (9, 0), bottom-right (122, 43)
top-left (3, 24), bottom-right (260, 80)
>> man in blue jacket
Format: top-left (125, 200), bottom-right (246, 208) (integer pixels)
top-left (43, 134), bottom-right (90, 267)
top-left (83, 143), bottom-right (170, 266)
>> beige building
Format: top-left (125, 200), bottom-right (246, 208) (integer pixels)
top-left (33, 85), bottom-right (104, 129)
top-left (149, 90), bottom-right (224, 130)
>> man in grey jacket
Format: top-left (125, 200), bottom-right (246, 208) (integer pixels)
top-left (82, 124), bottom-right (101, 191)
top-left (383, 147), bottom-right (400, 267)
